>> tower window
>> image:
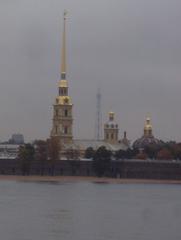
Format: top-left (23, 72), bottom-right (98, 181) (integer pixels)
top-left (64, 127), bottom-right (68, 134)
top-left (64, 126), bottom-right (68, 134)
top-left (59, 88), bottom-right (64, 96)
top-left (64, 109), bottom-right (68, 117)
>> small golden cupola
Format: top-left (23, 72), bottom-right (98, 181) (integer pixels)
top-left (133, 116), bottom-right (162, 149)
top-left (104, 111), bottom-right (119, 144)
top-left (144, 117), bottom-right (153, 137)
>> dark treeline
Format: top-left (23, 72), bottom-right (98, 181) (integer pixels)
top-left (85, 141), bottom-right (181, 160)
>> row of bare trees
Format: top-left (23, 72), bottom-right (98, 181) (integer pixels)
top-left (18, 141), bottom-right (181, 177)
top-left (135, 142), bottom-right (181, 160)
top-left (18, 137), bottom-right (81, 175)
top-left (18, 137), bottom-right (60, 175)
top-left (85, 141), bottom-right (181, 161)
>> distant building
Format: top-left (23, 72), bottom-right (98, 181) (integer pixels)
top-left (9, 134), bottom-right (24, 145)
top-left (0, 144), bottom-right (19, 159)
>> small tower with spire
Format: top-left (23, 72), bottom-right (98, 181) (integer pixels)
top-left (144, 117), bottom-right (153, 137)
top-left (104, 112), bottom-right (119, 144)
top-left (51, 11), bottom-right (73, 146)
top-left (132, 116), bottom-right (161, 149)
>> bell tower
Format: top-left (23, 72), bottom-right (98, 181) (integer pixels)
top-left (51, 11), bottom-right (73, 146)
top-left (104, 112), bottom-right (119, 144)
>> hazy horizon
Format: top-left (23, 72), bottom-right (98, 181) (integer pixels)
top-left (0, 0), bottom-right (181, 143)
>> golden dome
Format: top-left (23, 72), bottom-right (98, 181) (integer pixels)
top-left (109, 111), bottom-right (115, 121)
top-left (109, 111), bottom-right (114, 114)
top-left (132, 116), bottom-right (161, 149)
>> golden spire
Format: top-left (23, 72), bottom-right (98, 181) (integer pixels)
top-left (61, 10), bottom-right (68, 80)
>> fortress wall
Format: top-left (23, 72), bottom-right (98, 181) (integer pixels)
top-left (0, 158), bottom-right (180, 179)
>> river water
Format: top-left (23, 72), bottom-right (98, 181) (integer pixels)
top-left (0, 180), bottom-right (180, 240)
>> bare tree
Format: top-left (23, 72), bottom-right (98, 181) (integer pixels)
top-left (18, 144), bottom-right (35, 175)
top-left (47, 137), bottom-right (61, 176)
top-left (35, 140), bottom-right (48, 175)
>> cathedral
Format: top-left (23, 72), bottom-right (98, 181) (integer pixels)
top-left (50, 12), bottom-right (130, 157)
top-left (50, 12), bottom-right (164, 157)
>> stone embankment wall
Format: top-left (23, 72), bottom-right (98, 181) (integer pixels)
top-left (0, 158), bottom-right (181, 179)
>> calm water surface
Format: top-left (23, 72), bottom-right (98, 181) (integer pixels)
top-left (0, 180), bottom-right (180, 240)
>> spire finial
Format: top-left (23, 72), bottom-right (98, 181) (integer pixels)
top-left (61, 10), bottom-right (68, 79)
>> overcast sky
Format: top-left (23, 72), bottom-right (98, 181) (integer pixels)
top-left (0, 0), bottom-right (181, 143)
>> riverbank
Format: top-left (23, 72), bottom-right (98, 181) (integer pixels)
top-left (0, 175), bottom-right (181, 184)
